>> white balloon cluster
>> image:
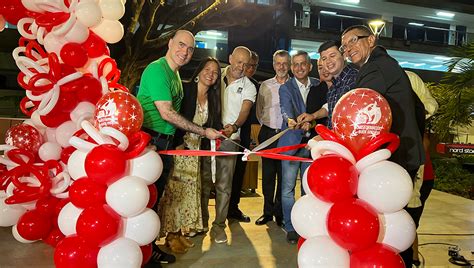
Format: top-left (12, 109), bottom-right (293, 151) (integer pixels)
top-left (294, 141), bottom-right (415, 267)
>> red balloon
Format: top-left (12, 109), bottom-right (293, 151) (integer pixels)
top-left (74, 76), bottom-right (103, 104)
top-left (307, 155), bottom-right (358, 203)
top-left (36, 196), bottom-right (60, 216)
top-left (16, 209), bottom-right (53, 241)
top-left (94, 91), bottom-right (144, 137)
top-left (140, 243), bottom-right (153, 265)
top-left (5, 124), bottom-right (43, 154)
top-left (69, 178), bottom-right (107, 208)
top-left (54, 235), bottom-right (99, 268)
top-left (76, 204), bottom-right (122, 247)
top-left (84, 144), bottom-right (128, 185)
top-left (297, 237), bottom-right (306, 251)
top-left (83, 31), bottom-right (108, 58)
top-left (60, 146), bottom-right (76, 164)
top-left (146, 184), bottom-right (158, 208)
top-left (41, 111), bottom-right (70, 128)
top-left (0, 0), bottom-right (28, 25)
top-left (350, 243), bottom-right (405, 268)
top-left (60, 43), bottom-right (88, 68)
top-left (327, 198), bottom-right (380, 252)
top-left (331, 88), bottom-right (392, 154)
top-left (44, 227), bottom-right (65, 247)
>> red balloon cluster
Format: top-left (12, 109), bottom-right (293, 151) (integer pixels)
top-left (94, 91), bottom-right (144, 137)
top-left (331, 88), bottom-right (392, 156)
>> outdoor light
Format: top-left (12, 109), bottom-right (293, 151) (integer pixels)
top-left (408, 22), bottom-right (424, 27)
top-left (436, 11), bottom-right (455, 18)
top-left (368, 20), bottom-right (385, 37)
top-left (320, 10), bottom-right (337, 15)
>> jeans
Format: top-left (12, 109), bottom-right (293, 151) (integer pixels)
top-left (281, 148), bottom-right (311, 232)
top-left (149, 135), bottom-right (174, 206)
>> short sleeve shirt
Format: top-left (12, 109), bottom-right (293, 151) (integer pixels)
top-left (221, 66), bottom-right (257, 140)
top-left (137, 57), bottom-right (184, 135)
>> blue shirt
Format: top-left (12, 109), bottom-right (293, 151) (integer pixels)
top-left (327, 65), bottom-right (358, 129)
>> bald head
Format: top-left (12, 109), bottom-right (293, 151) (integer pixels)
top-left (228, 46), bottom-right (251, 80)
top-left (166, 30), bottom-right (195, 71)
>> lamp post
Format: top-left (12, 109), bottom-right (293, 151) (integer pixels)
top-left (369, 20), bottom-right (385, 38)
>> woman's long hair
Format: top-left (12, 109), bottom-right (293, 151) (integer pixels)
top-left (190, 57), bottom-right (222, 130)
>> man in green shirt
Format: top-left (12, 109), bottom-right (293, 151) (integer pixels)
top-left (137, 29), bottom-right (220, 266)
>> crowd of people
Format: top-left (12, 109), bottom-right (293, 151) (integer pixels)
top-left (137, 24), bottom-right (437, 268)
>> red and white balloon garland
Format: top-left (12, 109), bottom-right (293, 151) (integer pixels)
top-left (0, 1), bottom-right (165, 267)
top-left (294, 88), bottom-right (415, 267)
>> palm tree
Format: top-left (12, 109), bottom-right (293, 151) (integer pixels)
top-left (428, 42), bottom-right (474, 142)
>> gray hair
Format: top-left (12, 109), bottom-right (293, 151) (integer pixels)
top-left (273, 50), bottom-right (290, 64)
top-left (291, 50), bottom-right (311, 65)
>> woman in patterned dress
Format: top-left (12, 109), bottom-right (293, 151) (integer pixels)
top-left (158, 57), bottom-right (222, 253)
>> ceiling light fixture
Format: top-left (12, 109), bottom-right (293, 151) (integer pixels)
top-left (206, 31), bottom-right (222, 36)
top-left (436, 11), bottom-right (455, 18)
top-left (320, 10), bottom-right (337, 15)
top-left (408, 22), bottom-right (424, 27)
top-left (369, 20), bottom-right (385, 37)
top-left (342, 0), bottom-right (360, 4)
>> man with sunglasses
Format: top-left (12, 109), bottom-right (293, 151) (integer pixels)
top-left (341, 25), bottom-right (425, 268)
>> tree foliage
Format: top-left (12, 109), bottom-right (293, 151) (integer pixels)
top-left (428, 42), bottom-right (474, 142)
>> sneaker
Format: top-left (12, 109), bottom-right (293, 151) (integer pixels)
top-left (286, 231), bottom-right (299, 244)
top-left (210, 227), bottom-right (228, 244)
top-left (150, 248), bottom-right (176, 264)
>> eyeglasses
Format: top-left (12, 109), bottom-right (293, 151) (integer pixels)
top-left (246, 63), bottom-right (258, 68)
top-left (339, 35), bottom-right (369, 53)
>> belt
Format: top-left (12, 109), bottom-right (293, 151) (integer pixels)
top-left (142, 127), bottom-right (174, 141)
top-left (262, 124), bottom-right (281, 134)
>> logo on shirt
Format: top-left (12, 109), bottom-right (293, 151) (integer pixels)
top-left (237, 87), bottom-right (243, 94)
top-left (350, 102), bottom-right (383, 137)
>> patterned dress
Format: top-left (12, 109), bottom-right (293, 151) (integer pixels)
top-left (158, 101), bottom-right (208, 236)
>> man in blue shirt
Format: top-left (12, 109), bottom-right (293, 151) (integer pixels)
top-left (297, 40), bottom-right (358, 128)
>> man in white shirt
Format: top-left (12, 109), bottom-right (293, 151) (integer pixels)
top-left (254, 50), bottom-right (290, 227)
top-left (202, 46), bottom-right (256, 244)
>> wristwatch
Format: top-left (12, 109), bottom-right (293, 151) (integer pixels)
top-left (232, 123), bottom-right (239, 133)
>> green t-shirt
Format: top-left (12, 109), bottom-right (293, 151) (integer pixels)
top-left (137, 57), bottom-right (183, 135)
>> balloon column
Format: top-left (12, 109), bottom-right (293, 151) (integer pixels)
top-left (294, 88), bottom-right (415, 267)
top-left (0, 1), bottom-right (163, 267)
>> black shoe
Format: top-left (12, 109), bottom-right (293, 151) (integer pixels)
top-left (255, 215), bottom-right (273, 225)
top-left (275, 216), bottom-right (283, 227)
top-left (286, 231), bottom-right (299, 244)
top-left (149, 248), bottom-right (176, 264)
top-left (227, 210), bottom-right (251, 223)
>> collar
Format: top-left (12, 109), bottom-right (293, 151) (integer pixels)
top-left (295, 78), bottom-right (310, 89)
top-left (274, 75), bottom-right (289, 84)
top-left (332, 65), bottom-right (357, 86)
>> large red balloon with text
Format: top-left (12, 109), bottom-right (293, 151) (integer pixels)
top-left (94, 90), bottom-right (144, 137)
top-left (307, 155), bottom-right (358, 203)
top-left (84, 144), bottom-right (128, 185)
top-left (331, 88), bottom-right (392, 155)
top-left (351, 243), bottom-right (405, 268)
top-left (327, 198), bottom-right (380, 252)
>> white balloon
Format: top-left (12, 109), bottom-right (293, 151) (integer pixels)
top-left (55, 120), bottom-right (78, 148)
top-left (43, 32), bottom-right (66, 55)
top-left (357, 161), bottom-right (413, 213)
top-left (67, 150), bottom-right (87, 180)
top-left (44, 127), bottom-right (57, 143)
top-left (12, 224), bottom-right (37, 243)
top-left (57, 202), bottom-right (83, 236)
top-left (0, 197), bottom-right (27, 227)
top-left (128, 149), bottom-right (163, 185)
top-left (98, 237), bottom-right (142, 268)
top-left (31, 111), bottom-right (47, 128)
top-left (91, 19), bottom-right (124, 44)
top-left (75, 1), bottom-right (103, 28)
top-left (70, 102), bottom-right (96, 124)
top-left (106, 176), bottom-right (149, 217)
top-left (380, 210), bottom-right (416, 252)
top-left (291, 195), bottom-right (331, 239)
top-left (124, 208), bottom-right (160, 246)
top-left (99, 0), bottom-right (125, 20)
top-left (64, 20), bottom-right (89, 44)
top-left (298, 236), bottom-right (350, 268)
top-left (21, 0), bottom-right (43, 12)
top-left (38, 142), bottom-right (62, 161)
